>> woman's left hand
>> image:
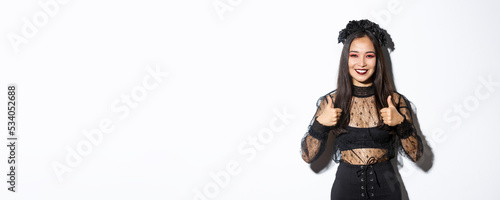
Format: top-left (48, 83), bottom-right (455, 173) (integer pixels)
top-left (380, 95), bottom-right (404, 126)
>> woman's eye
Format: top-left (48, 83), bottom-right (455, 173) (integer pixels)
top-left (349, 54), bottom-right (358, 58)
top-left (366, 54), bottom-right (375, 58)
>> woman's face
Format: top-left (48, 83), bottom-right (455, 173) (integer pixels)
top-left (348, 36), bottom-right (376, 87)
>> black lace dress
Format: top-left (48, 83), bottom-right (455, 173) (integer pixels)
top-left (301, 85), bottom-right (423, 200)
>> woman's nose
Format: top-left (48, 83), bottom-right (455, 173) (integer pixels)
top-left (360, 58), bottom-right (367, 67)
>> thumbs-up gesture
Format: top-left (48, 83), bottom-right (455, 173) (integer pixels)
top-left (316, 95), bottom-right (342, 126)
top-left (380, 95), bottom-right (404, 126)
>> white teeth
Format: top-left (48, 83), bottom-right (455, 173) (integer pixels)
top-left (355, 69), bottom-right (367, 73)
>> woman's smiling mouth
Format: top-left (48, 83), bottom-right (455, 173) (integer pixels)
top-left (355, 69), bottom-right (368, 75)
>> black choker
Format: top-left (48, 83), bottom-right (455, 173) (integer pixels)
top-left (352, 85), bottom-right (375, 97)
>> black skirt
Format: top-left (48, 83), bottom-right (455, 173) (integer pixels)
top-left (331, 160), bottom-right (401, 200)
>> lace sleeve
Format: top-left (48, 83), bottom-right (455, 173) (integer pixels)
top-left (394, 93), bottom-right (423, 162)
top-left (300, 92), bottom-right (335, 163)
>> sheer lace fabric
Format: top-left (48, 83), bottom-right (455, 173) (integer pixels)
top-left (300, 86), bottom-right (423, 165)
top-left (301, 93), bottom-right (333, 163)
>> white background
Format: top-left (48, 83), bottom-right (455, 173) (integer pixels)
top-left (1, 0), bottom-right (499, 199)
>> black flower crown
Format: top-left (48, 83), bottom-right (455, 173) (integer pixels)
top-left (338, 19), bottom-right (389, 48)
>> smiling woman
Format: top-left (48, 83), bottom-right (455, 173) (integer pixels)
top-left (300, 19), bottom-right (423, 200)
top-left (348, 36), bottom-right (377, 87)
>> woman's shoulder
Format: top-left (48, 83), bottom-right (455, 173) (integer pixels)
top-left (315, 89), bottom-right (337, 107)
top-left (326, 89), bottom-right (337, 98)
top-left (391, 91), bottom-right (411, 107)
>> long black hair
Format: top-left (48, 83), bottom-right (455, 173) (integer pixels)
top-left (332, 30), bottom-right (395, 136)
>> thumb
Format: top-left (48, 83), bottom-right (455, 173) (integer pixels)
top-left (387, 95), bottom-right (394, 107)
top-left (326, 95), bottom-right (333, 108)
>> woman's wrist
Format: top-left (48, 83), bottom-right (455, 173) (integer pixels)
top-left (309, 117), bottom-right (331, 139)
top-left (395, 116), bottom-right (412, 139)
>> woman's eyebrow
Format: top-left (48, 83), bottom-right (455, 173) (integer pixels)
top-left (349, 50), bottom-right (376, 53)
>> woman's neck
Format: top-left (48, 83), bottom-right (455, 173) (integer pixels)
top-left (352, 84), bottom-right (375, 97)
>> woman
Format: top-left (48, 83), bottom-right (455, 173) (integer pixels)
top-left (300, 19), bottom-right (423, 200)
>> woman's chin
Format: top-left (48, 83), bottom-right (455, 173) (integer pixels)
top-left (352, 78), bottom-right (373, 86)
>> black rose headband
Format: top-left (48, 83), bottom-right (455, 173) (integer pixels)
top-left (338, 19), bottom-right (389, 48)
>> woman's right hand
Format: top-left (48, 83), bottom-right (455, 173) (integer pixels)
top-left (316, 95), bottom-right (342, 126)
